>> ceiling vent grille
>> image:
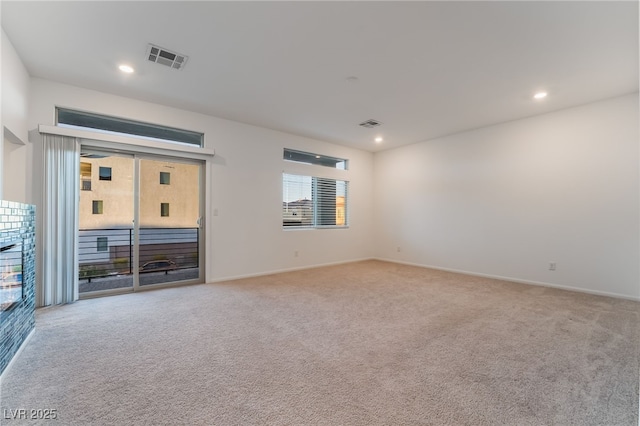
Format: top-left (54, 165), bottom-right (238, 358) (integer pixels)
top-left (146, 44), bottom-right (188, 70)
top-left (359, 119), bottom-right (382, 128)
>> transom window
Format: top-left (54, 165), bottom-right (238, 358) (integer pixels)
top-left (57, 108), bottom-right (204, 147)
top-left (284, 148), bottom-right (348, 170)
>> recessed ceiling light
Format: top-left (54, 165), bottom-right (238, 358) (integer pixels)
top-left (375, 137), bottom-right (383, 143)
top-left (119, 64), bottom-right (134, 74)
top-left (534, 92), bottom-right (547, 100)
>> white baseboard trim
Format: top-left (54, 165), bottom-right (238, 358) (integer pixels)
top-left (208, 257), bottom-right (375, 284)
top-left (374, 257), bottom-right (640, 302)
top-left (0, 328), bottom-right (35, 383)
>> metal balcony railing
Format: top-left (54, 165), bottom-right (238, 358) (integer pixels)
top-left (78, 227), bottom-right (199, 282)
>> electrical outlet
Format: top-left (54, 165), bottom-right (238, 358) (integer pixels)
top-left (549, 262), bottom-right (556, 271)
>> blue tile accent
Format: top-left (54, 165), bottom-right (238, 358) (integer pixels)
top-left (0, 201), bottom-right (36, 375)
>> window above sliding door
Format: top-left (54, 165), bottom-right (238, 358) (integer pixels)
top-left (57, 108), bottom-right (204, 147)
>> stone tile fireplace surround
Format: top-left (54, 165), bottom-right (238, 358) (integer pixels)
top-left (0, 200), bottom-right (36, 376)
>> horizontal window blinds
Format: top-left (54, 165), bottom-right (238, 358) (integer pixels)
top-left (283, 173), bottom-right (348, 228)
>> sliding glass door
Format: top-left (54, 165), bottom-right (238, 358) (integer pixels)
top-left (78, 150), bottom-right (204, 296)
top-left (138, 158), bottom-right (201, 287)
top-left (79, 152), bottom-right (135, 293)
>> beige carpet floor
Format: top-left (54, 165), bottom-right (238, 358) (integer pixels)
top-left (1, 260), bottom-right (638, 425)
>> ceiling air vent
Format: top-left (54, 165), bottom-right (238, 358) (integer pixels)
top-left (146, 44), bottom-right (188, 70)
top-left (359, 119), bottom-right (382, 128)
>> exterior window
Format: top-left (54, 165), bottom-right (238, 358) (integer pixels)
top-left (282, 174), bottom-right (348, 228)
top-left (99, 167), bottom-right (112, 181)
top-left (57, 107), bottom-right (204, 147)
top-left (161, 203), bottom-right (170, 217)
top-left (284, 148), bottom-right (348, 170)
top-left (92, 200), bottom-right (104, 215)
top-left (160, 172), bottom-right (171, 185)
top-left (96, 237), bottom-right (108, 252)
top-left (80, 162), bottom-right (92, 191)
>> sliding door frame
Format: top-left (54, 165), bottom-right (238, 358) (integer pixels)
top-left (35, 123), bottom-right (215, 299)
top-left (133, 153), bottom-right (205, 293)
top-left (78, 149), bottom-right (206, 299)
top-left (78, 148), bottom-right (136, 298)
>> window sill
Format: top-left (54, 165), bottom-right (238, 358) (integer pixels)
top-left (282, 226), bottom-right (350, 231)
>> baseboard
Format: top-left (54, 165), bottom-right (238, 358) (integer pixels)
top-left (0, 328), bottom-right (35, 383)
top-left (208, 257), bottom-right (375, 284)
top-left (374, 257), bottom-right (640, 302)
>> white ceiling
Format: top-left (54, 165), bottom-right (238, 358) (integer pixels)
top-left (2, 1), bottom-right (638, 152)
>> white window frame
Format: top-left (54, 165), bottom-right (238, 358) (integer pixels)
top-left (282, 173), bottom-right (349, 230)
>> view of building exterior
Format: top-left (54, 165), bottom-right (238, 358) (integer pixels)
top-left (282, 196), bottom-right (346, 227)
top-left (78, 155), bottom-right (200, 278)
top-left (79, 156), bottom-right (200, 229)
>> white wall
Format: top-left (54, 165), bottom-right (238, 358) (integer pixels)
top-left (29, 78), bottom-right (375, 283)
top-left (11, 61), bottom-right (639, 300)
top-left (1, 28), bottom-right (31, 203)
top-left (374, 93), bottom-right (640, 299)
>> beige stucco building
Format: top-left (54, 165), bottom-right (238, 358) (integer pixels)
top-left (79, 156), bottom-right (200, 229)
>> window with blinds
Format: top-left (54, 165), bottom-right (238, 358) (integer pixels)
top-left (282, 173), bottom-right (348, 228)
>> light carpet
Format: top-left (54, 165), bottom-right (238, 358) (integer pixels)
top-left (1, 260), bottom-right (638, 425)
